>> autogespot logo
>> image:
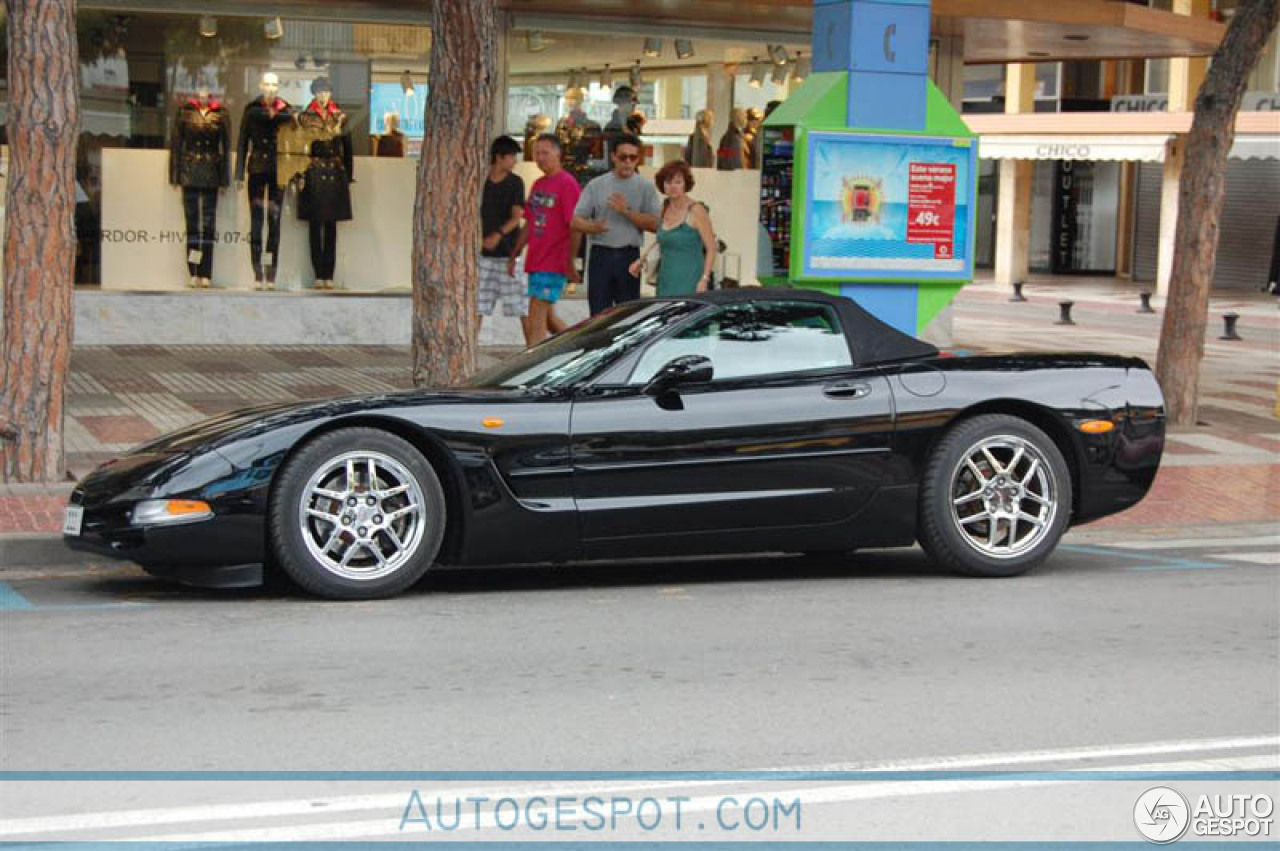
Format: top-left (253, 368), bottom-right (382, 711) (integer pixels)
top-left (1135, 787), bottom-right (1192, 844)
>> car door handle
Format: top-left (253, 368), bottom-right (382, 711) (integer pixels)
top-left (823, 382), bottom-right (872, 399)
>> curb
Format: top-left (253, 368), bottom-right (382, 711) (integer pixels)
top-left (0, 533), bottom-right (101, 571)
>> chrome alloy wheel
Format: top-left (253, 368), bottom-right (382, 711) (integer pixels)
top-left (948, 434), bottom-right (1059, 560)
top-left (297, 451), bottom-right (427, 581)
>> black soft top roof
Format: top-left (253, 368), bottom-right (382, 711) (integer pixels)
top-left (670, 288), bottom-right (938, 366)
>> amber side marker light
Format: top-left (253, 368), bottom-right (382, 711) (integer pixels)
top-left (1078, 420), bottom-right (1115, 435)
top-left (132, 499), bottom-right (214, 525)
top-left (482, 417), bottom-right (505, 429)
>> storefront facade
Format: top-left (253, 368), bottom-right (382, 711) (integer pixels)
top-left (0, 0), bottom-right (1235, 342)
top-left (973, 0), bottom-right (1279, 294)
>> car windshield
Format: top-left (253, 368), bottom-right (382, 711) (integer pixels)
top-left (466, 300), bottom-right (699, 390)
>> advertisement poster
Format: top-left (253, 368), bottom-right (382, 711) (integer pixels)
top-left (802, 132), bottom-right (975, 281)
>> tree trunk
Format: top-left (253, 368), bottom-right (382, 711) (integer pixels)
top-left (1155, 0), bottom-right (1278, 426)
top-left (1, 0), bottom-right (80, 482)
top-left (410, 0), bottom-right (496, 387)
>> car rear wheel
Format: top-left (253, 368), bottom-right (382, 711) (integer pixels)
top-left (918, 414), bottom-right (1071, 578)
top-left (269, 427), bottom-right (446, 599)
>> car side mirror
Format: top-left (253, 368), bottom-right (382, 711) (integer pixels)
top-left (643, 355), bottom-right (713, 396)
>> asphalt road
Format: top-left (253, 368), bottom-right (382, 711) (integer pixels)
top-left (3, 525), bottom-right (1276, 777)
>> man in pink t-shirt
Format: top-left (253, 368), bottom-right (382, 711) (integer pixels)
top-left (508, 134), bottom-right (582, 345)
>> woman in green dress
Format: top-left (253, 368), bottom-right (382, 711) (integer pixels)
top-left (630, 160), bottom-right (718, 296)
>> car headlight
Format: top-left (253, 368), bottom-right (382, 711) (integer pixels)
top-left (132, 499), bottom-right (214, 526)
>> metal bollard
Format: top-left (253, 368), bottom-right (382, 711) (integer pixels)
top-left (1055, 301), bottom-right (1076, 325)
top-left (1009, 281), bottom-right (1028, 303)
top-left (1137, 291), bottom-right (1155, 314)
top-left (1220, 312), bottom-right (1243, 341)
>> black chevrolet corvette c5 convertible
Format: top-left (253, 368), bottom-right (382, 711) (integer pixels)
top-left (64, 289), bottom-right (1165, 599)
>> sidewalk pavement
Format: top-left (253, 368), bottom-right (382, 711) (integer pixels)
top-left (2, 277), bottom-right (1275, 557)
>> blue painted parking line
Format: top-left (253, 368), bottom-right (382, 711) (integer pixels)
top-left (1059, 544), bottom-right (1229, 571)
top-left (0, 579), bottom-right (149, 613)
top-left (13, 602), bottom-right (151, 612)
top-left (0, 580), bottom-right (35, 610)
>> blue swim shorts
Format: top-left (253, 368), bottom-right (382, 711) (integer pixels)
top-left (527, 271), bottom-right (566, 304)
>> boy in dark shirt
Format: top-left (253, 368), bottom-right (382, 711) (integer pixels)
top-left (478, 136), bottom-right (527, 329)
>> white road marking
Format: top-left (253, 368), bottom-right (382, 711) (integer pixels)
top-left (118, 755), bottom-right (1280, 843)
top-left (1096, 535), bottom-right (1280, 551)
top-left (1207, 551), bottom-right (1280, 565)
top-left (2, 735), bottom-right (1276, 838)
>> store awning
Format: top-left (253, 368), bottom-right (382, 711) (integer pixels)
top-left (978, 135), bottom-right (1174, 163)
top-left (978, 133), bottom-right (1280, 163)
top-left (1229, 136), bottom-right (1280, 161)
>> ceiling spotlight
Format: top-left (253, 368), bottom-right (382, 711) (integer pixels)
top-left (629, 62), bottom-right (643, 89)
top-left (264, 16), bottom-right (284, 40)
top-left (748, 57), bottom-right (767, 88)
top-left (198, 15), bottom-right (217, 38)
top-left (294, 55), bottom-right (308, 70)
top-left (771, 62), bottom-right (790, 85)
top-left (767, 43), bottom-right (790, 65)
top-left (313, 54), bottom-right (329, 69)
top-left (401, 70), bottom-right (415, 96)
top-left (643, 37), bottom-right (662, 58)
top-left (792, 52), bottom-right (809, 84)
top-left (599, 64), bottom-right (613, 89)
top-left (526, 29), bottom-right (546, 53)
top-left (675, 39), bottom-right (694, 60)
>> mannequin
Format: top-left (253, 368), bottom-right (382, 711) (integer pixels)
top-left (604, 85), bottom-right (636, 133)
top-left (523, 113), bottom-right (551, 161)
top-left (599, 85), bottom-right (638, 174)
top-left (685, 109), bottom-right (715, 168)
top-left (236, 72), bottom-right (292, 290)
top-left (743, 107), bottom-right (764, 170)
top-left (375, 112), bottom-right (406, 157)
top-left (716, 107), bottom-right (747, 171)
top-left (555, 88), bottom-right (599, 182)
top-left (296, 77), bottom-right (353, 290)
top-left (170, 85), bottom-right (231, 289)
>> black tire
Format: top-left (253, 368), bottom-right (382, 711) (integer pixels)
top-left (269, 427), bottom-right (446, 599)
top-left (918, 414), bottom-right (1072, 578)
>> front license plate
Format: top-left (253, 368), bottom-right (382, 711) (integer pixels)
top-left (63, 506), bottom-right (84, 536)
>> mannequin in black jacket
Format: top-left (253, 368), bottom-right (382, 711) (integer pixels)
top-left (170, 88), bottom-right (231, 288)
top-left (296, 77), bottom-right (353, 290)
top-left (236, 72), bottom-right (293, 290)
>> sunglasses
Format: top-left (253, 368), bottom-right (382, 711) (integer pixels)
top-left (615, 153), bottom-right (640, 162)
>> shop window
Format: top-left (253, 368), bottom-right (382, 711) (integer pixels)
top-left (1145, 58), bottom-right (1170, 95)
top-left (733, 73), bottom-right (790, 113)
top-left (66, 10), bottom-right (429, 290)
top-left (963, 64), bottom-right (1004, 108)
top-left (680, 75), bottom-right (708, 120)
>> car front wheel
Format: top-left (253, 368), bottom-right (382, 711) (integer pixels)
top-left (918, 414), bottom-right (1072, 577)
top-left (269, 427), bottom-right (446, 599)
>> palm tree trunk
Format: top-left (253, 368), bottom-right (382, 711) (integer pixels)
top-left (1, 0), bottom-right (81, 482)
top-left (1155, 0), bottom-right (1279, 425)
top-left (410, 0), bottom-right (497, 387)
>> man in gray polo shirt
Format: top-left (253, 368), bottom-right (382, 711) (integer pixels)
top-left (571, 134), bottom-right (661, 315)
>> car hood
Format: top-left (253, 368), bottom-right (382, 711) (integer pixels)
top-left (76, 387), bottom-right (538, 503)
top-left (131, 387), bottom-right (537, 456)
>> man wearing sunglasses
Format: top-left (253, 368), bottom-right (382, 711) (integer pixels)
top-left (571, 133), bottom-right (661, 315)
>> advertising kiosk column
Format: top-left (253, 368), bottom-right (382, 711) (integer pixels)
top-left (760, 0), bottom-right (978, 336)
